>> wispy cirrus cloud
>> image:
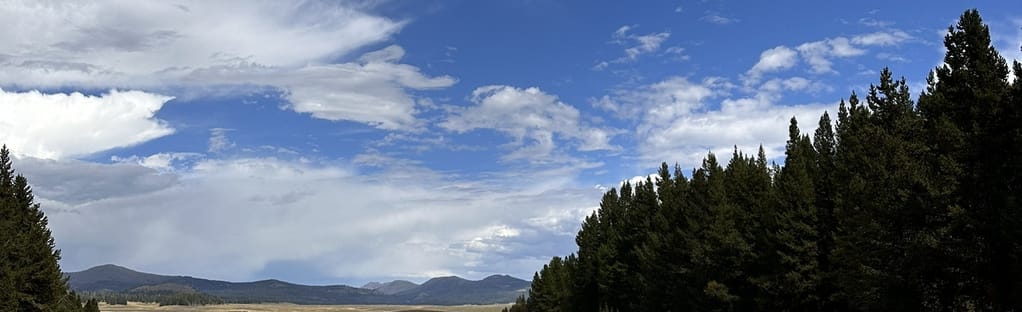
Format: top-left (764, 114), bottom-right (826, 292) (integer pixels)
top-left (701, 11), bottom-right (740, 25)
top-left (593, 25), bottom-right (675, 70)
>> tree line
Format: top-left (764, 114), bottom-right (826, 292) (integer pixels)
top-left (509, 9), bottom-right (1022, 311)
top-left (78, 290), bottom-right (225, 307)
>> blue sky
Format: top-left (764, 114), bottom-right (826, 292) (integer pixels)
top-left (0, 1), bottom-right (1019, 286)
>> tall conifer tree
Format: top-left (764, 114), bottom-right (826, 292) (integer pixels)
top-left (0, 146), bottom-right (78, 311)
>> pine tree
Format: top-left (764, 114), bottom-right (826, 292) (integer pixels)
top-left (917, 9), bottom-right (1017, 308)
top-left (811, 112), bottom-right (839, 308)
top-left (83, 298), bottom-right (99, 312)
top-left (528, 255), bottom-right (576, 312)
top-left (771, 117), bottom-right (820, 309)
top-left (572, 212), bottom-right (601, 312)
top-left (0, 146), bottom-right (78, 311)
top-left (503, 295), bottom-right (528, 312)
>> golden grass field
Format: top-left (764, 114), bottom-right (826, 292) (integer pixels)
top-left (98, 302), bottom-right (510, 312)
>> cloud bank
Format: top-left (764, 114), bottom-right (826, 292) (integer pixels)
top-left (0, 1), bottom-right (455, 130)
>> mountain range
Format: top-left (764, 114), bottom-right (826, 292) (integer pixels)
top-left (64, 264), bottom-right (530, 305)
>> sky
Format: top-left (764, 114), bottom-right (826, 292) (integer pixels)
top-left (0, 0), bottom-right (1020, 286)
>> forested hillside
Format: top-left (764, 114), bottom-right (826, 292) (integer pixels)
top-left (510, 9), bottom-right (1022, 311)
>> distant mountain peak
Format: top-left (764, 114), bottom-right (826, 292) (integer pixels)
top-left (362, 279), bottom-right (419, 295)
top-left (483, 274), bottom-right (514, 280)
top-left (425, 276), bottom-right (467, 282)
top-left (85, 264), bottom-right (136, 272)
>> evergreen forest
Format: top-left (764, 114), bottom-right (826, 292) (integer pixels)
top-left (510, 9), bottom-right (1022, 312)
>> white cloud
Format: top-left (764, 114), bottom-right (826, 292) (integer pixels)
top-left (787, 30), bottom-right (913, 74)
top-left (593, 76), bottom-right (729, 121)
top-left (36, 156), bottom-right (601, 282)
top-left (208, 128), bottom-right (235, 153)
top-left (0, 1), bottom-right (399, 86)
top-left (441, 86), bottom-right (618, 163)
top-left (359, 45), bottom-right (407, 63)
top-left (598, 76), bottom-right (833, 168)
top-left (852, 30), bottom-right (912, 46)
top-left (876, 52), bottom-right (909, 63)
top-left (701, 12), bottom-right (740, 25)
top-left (796, 37), bottom-right (866, 73)
top-left (745, 46), bottom-right (799, 83)
top-left (111, 152), bottom-right (204, 171)
top-left (597, 25), bottom-right (672, 68)
top-left (739, 29), bottom-right (918, 83)
top-left (858, 17), bottom-right (894, 28)
top-left (625, 32), bottom-right (671, 60)
top-left (613, 25), bottom-right (634, 38)
top-left (0, 2), bottom-right (455, 131)
top-left (0, 89), bottom-right (174, 159)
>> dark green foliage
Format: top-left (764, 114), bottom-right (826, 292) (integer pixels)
top-left (79, 290), bottom-right (225, 306)
top-left (82, 298), bottom-right (99, 312)
top-left (518, 9), bottom-right (1022, 312)
top-left (503, 295), bottom-right (527, 312)
top-left (528, 255), bottom-right (576, 311)
top-left (0, 145), bottom-right (85, 311)
top-left (769, 118), bottom-right (819, 310)
top-left (916, 9), bottom-right (1020, 309)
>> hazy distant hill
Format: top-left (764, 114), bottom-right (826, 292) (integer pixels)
top-left (65, 264), bottom-right (528, 305)
top-left (362, 280), bottom-right (419, 295)
top-left (391, 275), bottom-right (531, 305)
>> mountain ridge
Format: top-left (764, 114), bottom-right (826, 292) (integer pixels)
top-left (65, 264), bottom-right (529, 305)
top-left (361, 279), bottom-right (419, 295)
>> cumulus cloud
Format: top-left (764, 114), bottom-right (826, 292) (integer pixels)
top-left (593, 76), bottom-right (731, 121)
top-left (745, 46), bottom-right (799, 84)
top-left (441, 86), bottom-right (618, 163)
top-left (0, 89), bottom-right (174, 159)
top-left (597, 76), bottom-right (833, 168)
top-left (796, 37), bottom-right (866, 74)
top-left (0, 1), bottom-right (455, 131)
top-left (740, 29), bottom-right (916, 81)
top-left (35, 156), bottom-right (601, 283)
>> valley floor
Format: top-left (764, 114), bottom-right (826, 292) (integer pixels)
top-left (98, 302), bottom-right (510, 312)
